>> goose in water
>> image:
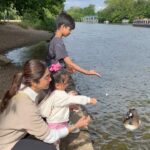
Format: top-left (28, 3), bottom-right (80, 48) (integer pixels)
top-left (123, 108), bottom-right (141, 131)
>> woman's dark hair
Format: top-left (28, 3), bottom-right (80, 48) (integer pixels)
top-left (0, 59), bottom-right (47, 113)
top-left (56, 12), bottom-right (75, 30)
top-left (50, 69), bottom-right (70, 91)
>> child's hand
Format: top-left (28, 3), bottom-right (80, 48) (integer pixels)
top-left (88, 70), bottom-right (102, 77)
top-left (74, 116), bottom-right (91, 128)
top-left (90, 98), bottom-right (97, 105)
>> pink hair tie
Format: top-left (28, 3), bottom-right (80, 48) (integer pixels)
top-left (49, 62), bottom-right (62, 72)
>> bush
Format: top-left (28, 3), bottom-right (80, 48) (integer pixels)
top-left (21, 11), bottom-right (56, 31)
top-left (40, 18), bottom-right (56, 31)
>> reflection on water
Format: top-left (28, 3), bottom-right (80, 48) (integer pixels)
top-left (65, 23), bottom-right (150, 150)
top-left (5, 23), bottom-right (150, 150)
top-left (5, 41), bottom-right (48, 66)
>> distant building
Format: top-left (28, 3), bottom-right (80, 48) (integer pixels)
top-left (82, 15), bottom-right (98, 23)
top-left (104, 20), bottom-right (109, 24)
top-left (133, 18), bottom-right (150, 27)
top-left (122, 19), bottom-right (129, 24)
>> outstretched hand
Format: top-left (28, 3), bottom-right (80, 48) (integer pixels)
top-left (88, 70), bottom-right (102, 77)
top-left (90, 98), bottom-right (97, 105)
top-left (74, 116), bottom-right (91, 129)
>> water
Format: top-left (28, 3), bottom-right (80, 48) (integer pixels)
top-left (5, 41), bottom-right (48, 66)
top-left (5, 23), bottom-right (150, 150)
top-left (65, 23), bottom-right (150, 150)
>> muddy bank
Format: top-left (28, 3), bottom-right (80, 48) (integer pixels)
top-left (0, 23), bottom-right (51, 98)
top-left (0, 23), bottom-right (51, 53)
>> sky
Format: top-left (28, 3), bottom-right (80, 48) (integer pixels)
top-left (64, 0), bottom-right (105, 12)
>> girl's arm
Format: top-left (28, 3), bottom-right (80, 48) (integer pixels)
top-left (54, 91), bottom-right (97, 106)
top-left (64, 56), bottom-right (101, 77)
top-left (68, 116), bottom-right (90, 133)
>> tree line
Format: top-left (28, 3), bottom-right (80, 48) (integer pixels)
top-left (0, 0), bottom-right (65, 31)
top-left (1, 0), bottom-right (150, 29)
top-left (67, 0), bottom-right (150, 23)
top-left (98, 0), bottom-right (150, 23)
top-left (67, 4), bottom-right (96, 22)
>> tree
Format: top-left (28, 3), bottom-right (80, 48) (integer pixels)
top-left (83, 4), bottom-right (96, 16)
top-left (144, 0), bottom-right (150, 18)
top-left (67, 4), bottom-right (96, 21)
top-left (67, 7), bottom-right (84, 21)
top-left (0, 0), bottom-right (65, 31)
top-left (0, 0), bottom-right (65, 20)
top-left (97, 0), bottom-right (149, 23)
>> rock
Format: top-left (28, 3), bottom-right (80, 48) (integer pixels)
top-left (0, 55), bottom-right (11, 65)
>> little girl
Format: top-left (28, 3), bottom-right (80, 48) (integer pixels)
top-left (39, 70), bottom-right (97, 150)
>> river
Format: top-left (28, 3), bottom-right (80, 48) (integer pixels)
top-left (5, 23), bottom-right (150, 150)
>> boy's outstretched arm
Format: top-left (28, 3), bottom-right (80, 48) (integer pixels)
top-left (64, 56), bottom-right (101, 77)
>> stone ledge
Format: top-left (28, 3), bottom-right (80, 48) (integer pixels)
top-left (61, 107), bottom-right (94, 150)
top-left (0, 54), bottom-right (11, 65)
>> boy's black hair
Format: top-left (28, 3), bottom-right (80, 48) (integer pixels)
top-left (56, 12), bottom-right (75, 30)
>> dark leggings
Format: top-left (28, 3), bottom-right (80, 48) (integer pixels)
top-left (12, 137), bottom-right (56, 150)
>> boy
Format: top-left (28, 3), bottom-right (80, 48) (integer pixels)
top-left (46, 12), bottom-right (101, 77)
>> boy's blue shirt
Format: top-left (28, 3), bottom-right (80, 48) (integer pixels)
top-left (46, 37), bottom-right (68, 67)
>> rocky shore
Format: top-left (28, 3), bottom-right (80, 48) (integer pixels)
top-left (0, 23), bottom-right (51, 53)
top-left (0, 23), bottom-right (51, 98)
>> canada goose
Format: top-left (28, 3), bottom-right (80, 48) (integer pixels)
top-left (123, 108), bottom-right (141, 131)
